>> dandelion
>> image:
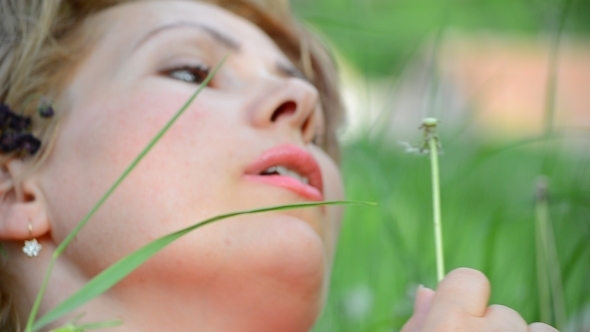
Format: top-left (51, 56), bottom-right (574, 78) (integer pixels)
top-left (401, 118), bottom-right (443, 156)
top-left (414, 118), bottom-right (445, 282)
top-left (400, 118), bottom-right (445, 281)
top-left (399, 118), bottom-right (445, 281)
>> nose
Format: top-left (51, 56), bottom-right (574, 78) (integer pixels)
top-left (248, 77), bottom-right (320, 144)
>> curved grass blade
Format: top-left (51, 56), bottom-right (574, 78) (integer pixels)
top-left (33, 200), bottom-right (374, 331)
top-left (25, 56), bottom-right (229, 332)
top-left (47, 312), bottom-right (122, 331)
top-left (49, 320), bottom-right (121, 332)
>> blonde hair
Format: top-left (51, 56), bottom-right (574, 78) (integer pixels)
top-left (0, 0), bottom-right (343, 330)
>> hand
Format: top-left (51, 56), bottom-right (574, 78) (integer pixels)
top-left (401, 268), bottom-right (559, 331)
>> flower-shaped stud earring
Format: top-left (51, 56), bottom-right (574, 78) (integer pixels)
top-left (22, 221), bottom-right (42, 257)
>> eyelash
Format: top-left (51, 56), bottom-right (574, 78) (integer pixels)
top-left (163, 64), bottom-right (211, 85)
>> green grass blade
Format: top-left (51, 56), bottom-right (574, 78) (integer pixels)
top-left (25, 56), bottom-right (228, 331)
top-left (534, 177), bottom-right (566, 329)
top-left (33, 200), bottom-right (374, 331)
top-left (49, 320), bottom-right (122, 332)
top-left (542, 0), bottom-right (574, 139)
top-left (535, 178), bottom-right (552, 324)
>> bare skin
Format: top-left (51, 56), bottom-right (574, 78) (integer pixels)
top-left (402, 268), bottom-right (559, 332)
top-left (1, 2), bottom-right (343, 331)
top-left (0, 1), bottom-right (559, 331)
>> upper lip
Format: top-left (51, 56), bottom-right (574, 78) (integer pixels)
top-left (244, 144), bottom-right (324, 195)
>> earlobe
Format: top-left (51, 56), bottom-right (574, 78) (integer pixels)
top-left (0, 158), bottom-right (50, 241)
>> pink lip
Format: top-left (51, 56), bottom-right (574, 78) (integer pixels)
top-left (244, 144), bottom-right (324, 201)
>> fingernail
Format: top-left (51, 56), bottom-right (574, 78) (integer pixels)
top-left (417, 284), bottom-right (433, 293)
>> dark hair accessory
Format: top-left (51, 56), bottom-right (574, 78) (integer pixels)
top-left (0, 102), bottom-right (51, 156)
top-left (37, 98), bottom-right (55, 118)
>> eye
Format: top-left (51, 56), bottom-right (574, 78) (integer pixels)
top-left (163, 64), bottom-right (211, 85)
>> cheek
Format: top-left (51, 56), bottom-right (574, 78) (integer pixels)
top-left (40, 88), bottom-right (235, 268)
top-left (312, 147), bottom-right (345, 256)
top-left (55, 84), bottom-right (230, 182)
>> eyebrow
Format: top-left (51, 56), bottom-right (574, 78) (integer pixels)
top-left (133, 21), bottom-right (241, 52)
top-left (134, 21), bottom-right (309, 82)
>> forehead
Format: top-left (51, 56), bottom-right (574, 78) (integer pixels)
top-left (93, 0), bottom-right (287, 60)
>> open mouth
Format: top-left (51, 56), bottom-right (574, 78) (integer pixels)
top-left (245, 144), bottom-right (324, 201)
top-left (259, 165), bottom-right (309, 184)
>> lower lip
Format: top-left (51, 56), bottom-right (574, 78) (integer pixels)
top-left (244, 174), bottom-right (324, 201)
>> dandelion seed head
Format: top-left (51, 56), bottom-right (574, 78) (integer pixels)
top-left (422, 117), bottom-right (438, 127)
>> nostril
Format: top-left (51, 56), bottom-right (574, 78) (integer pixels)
top-left (271, 101), bottom-right (297, 122)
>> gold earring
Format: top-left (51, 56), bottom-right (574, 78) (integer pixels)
top-left (22, 221), bottom-right (42, 257)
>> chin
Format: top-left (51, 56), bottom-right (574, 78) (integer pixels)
top-left (233, 214), bottom-right (328, 328)
top-left (91, 205), bottom-right (332, 332)
top-left (125, 213), bottom-right (327, 297)
top-left (112, 212), bottom-right (328, 331)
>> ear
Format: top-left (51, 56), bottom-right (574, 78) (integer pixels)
top-left (0, 158), bottom-right (50, 240)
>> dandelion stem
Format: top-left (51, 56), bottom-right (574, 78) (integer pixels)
top-left (428, 135), bottom-right (445, 282)
top-left (420, 118), bottom-right (445, 282)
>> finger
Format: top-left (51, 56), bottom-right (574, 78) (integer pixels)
top-left (401, 285), bottom-right (435, 332)
top-left (529, 322), bottom-right (559, 332)
top-left (430, 268), bottom-right (491, 318)
top-left (415, 285), bottom-right (435, 317)
top-left (484, 304), bottom-right (528, 330)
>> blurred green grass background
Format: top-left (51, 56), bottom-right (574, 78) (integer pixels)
top-left (290, 0), bottom-right (590, 330)
top-left (293, 0), bottom-right (590, 76)
top-left (318, 137), bottom-right (590, 331)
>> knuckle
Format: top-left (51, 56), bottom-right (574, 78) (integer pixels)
top-left (430, 311), bottom-right (467, 331)
top-left (487, 304), bottom-right (518, 316)
top-left (486, 304), bottom-right (528, 329)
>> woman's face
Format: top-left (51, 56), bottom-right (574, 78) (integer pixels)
top-left (35, 0), bottom-right (343, 330)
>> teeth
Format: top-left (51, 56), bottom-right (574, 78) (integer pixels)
top-left (262, 166), bottom-right (309, 184)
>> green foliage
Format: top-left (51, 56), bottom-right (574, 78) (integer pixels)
top-left (292, 0), bottom-right (590, 77)
top-left (314, 136), bottom-right (590, 331)
top-left (298, 1), bottom-right (589, 329)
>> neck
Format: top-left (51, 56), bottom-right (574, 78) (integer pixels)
top-left (12, 241), bottom-right (323, 332)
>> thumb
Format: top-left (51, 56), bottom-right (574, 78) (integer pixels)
top-left (429, 268), bottom-right (491, 318)
top-left (420, 268), bottom-right (491, 331)
top-left (401, 285), bottom-right (435, 332)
